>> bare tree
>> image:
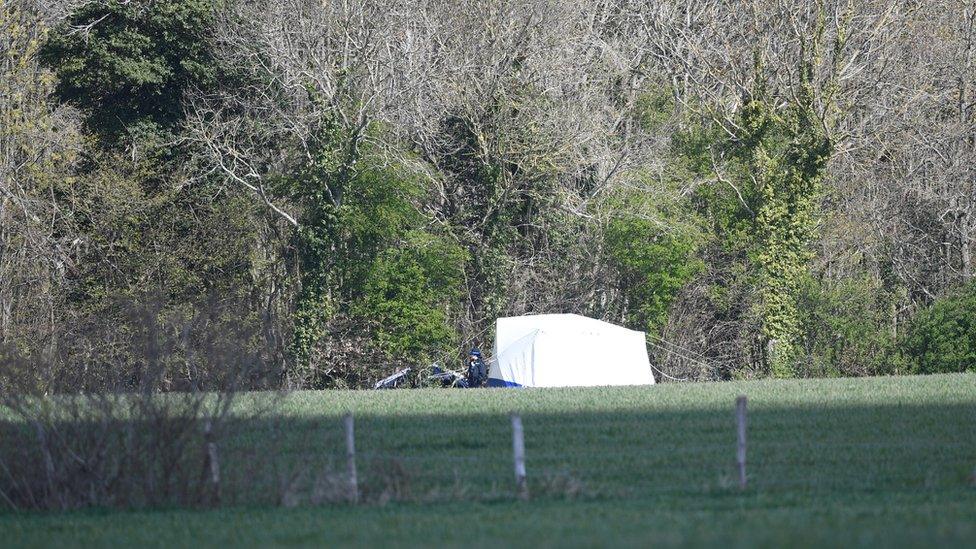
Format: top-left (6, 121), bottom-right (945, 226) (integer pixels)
top-left (837, 0), bottom-right (976, 305)
top-left (187, 0), bottom-right (674, 368)
top-left (0, 0), bottom-right (83, 346)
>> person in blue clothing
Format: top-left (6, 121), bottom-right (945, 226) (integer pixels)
top-left (465, 347), bottom-right (488, 388)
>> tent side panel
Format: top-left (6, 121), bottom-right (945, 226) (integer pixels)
top-left (490, 314), bottom-right (656, 388)
top-left (489, 330), bottom-right (539, 387)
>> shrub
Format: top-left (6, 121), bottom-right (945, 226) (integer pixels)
top-left (358, 231), bottom-right (467, 364)
top-left (796, 275), bottom-right (898, 377)
top-left (900, 283), bottom-right (976, 375)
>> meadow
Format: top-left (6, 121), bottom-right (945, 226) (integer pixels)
top-left (3, 373), bottom-right (976, 547)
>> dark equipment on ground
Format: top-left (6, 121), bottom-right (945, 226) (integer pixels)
top-left (431, 364), bottom-right (469, 387)
top-left (374, 367), bottom-right (412, 389)
top-left (375, 347), bottom-right (489, 390)
top-left (431, 348), bottom-right (487, 388)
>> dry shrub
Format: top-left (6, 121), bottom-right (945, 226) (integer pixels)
top-left (535, 469), bottom-right (587, 500)
top-left (0, 297), bottom-right (280, 511)
top-left (363, 458), bottom-right (414, 505)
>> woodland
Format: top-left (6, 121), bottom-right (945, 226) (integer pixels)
top-left (2, 0), bottom-right (975, 390)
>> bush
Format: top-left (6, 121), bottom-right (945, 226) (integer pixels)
top-left (796, 275), bottom-right (897, 377)
top-left (0, 298), bottom-right (280, 511)
top-left (358, 231), bottom-right (467, 364)
top-left (900, 283), bottom-right (976, 374)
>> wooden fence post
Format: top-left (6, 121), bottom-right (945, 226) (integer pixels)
top-left (511, 413), bottom-right (528, 500)
top-left (203, 418), bottom-right (221, 504)
top-left (344, 413), bottom-right (359, 503)
top-left (736, 396), bottom-right (748, 490)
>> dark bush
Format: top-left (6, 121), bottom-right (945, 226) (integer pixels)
top-left (900, 282), bottom-right (976, 375)
top-left (796, 275), bottom-right (898, 377)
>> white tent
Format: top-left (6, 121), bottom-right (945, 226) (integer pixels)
top-left (487, 314), bottom-right (656, 388)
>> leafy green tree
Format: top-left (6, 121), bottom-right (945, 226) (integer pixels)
top-left (739, 76), bottom-right (832, 377)
top-left (358, 231), bottom-right (467, 362)
top-left (284, 115), bottom-right (418, 377)
top-left (283, 112), bottom-right (466, 382)
top-left (42, 0), bottom-right (218, 142)
top-left (604, 189), bottom-right (704, 336)
top-left (680, 59), bottom-right (837, 377)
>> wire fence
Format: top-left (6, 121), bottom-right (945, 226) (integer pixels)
top-left (209, 396), bottom-right (976, 507)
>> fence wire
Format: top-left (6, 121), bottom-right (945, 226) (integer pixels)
top-left (207, 404), bottom-right (976, 507)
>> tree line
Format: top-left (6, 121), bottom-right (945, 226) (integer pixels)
top-left (1, 0), bottom-right (974, 390)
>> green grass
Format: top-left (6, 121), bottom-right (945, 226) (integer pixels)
top-left (3, 374), bottom-right (976, 547)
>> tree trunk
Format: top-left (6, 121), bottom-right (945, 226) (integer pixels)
top-left (962, 211), bottom-right (973, 283)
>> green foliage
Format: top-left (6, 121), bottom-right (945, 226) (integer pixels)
top-left (684, 81), bottom-right (831, 378)
top-left (287, 114), bottom-right (464, 378)
top-left (634, 87), bottom-right (676, 131)
top-left (900, 283), bottom-right (976, 375)
top-left (15, 0), bottom-right (274, 382)
top-left (604, 188), bottom-right (704, 335)
top-left (432, 113), bottom-right (531, 329)
top-left (595, 87), bottom-right (708, 337)
top-left (0, 0), bottom-right (83, 348)
top-left (796, 275), bottom-right (898, 377)
top-left (745, 90), bottom-right (831, 377)
top-left (288, 113), bottom-right (374, 373)
top-left (42, 0), bottom-right (218, 142)
top-left (358, 231), bottom-right (467, 361)
top-left (65, 148), bottom-right (266, 312)
top-left (658, 22), bottom-right (841, 379)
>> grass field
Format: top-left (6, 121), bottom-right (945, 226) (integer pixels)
top-left (2, 373), bottom-right (976, 547)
